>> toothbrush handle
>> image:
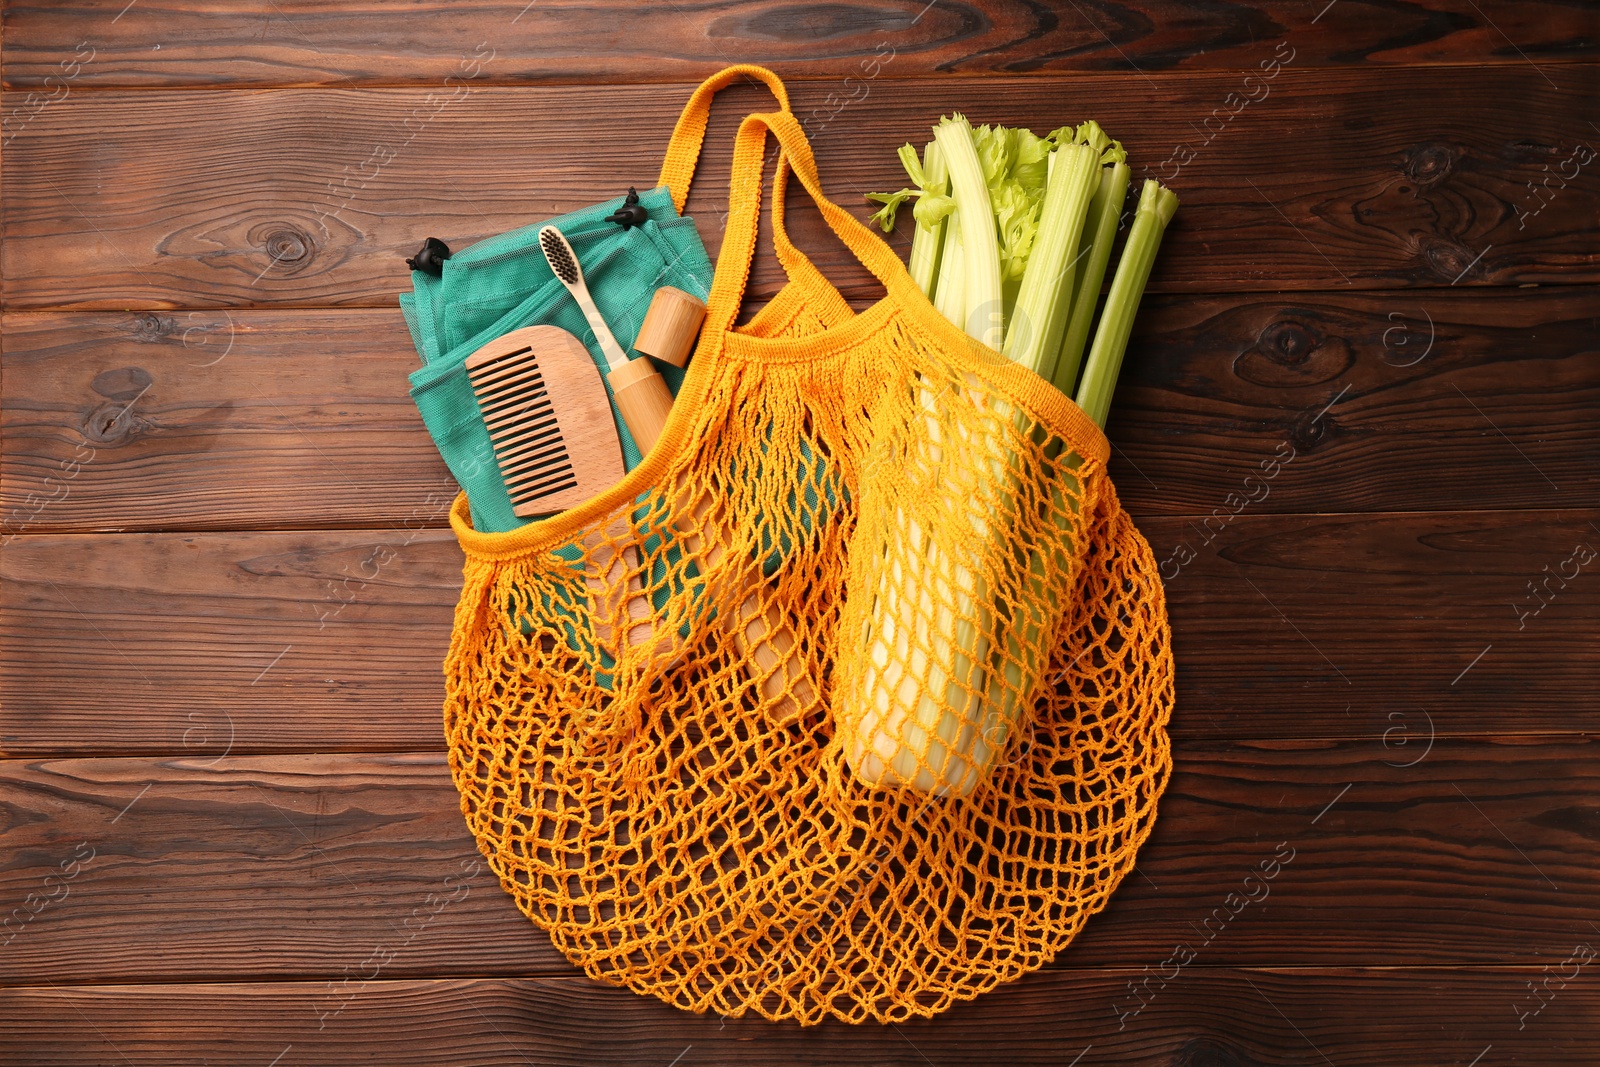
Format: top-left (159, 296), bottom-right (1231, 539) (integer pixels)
top-left (573, 287), bottom-right (630, 371)
top-left (608, 359), bottom-right (675, 455)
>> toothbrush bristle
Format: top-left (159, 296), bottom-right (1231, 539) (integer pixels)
top-left (540, 228), bottom-right (579, 285)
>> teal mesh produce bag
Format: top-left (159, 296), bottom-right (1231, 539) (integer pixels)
top-left (403, 186), bottom-right (713, 533)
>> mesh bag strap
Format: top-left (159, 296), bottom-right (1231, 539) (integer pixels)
top-left (703, 108), bottom-right (913, 339)
top-left (659, 65), bottom-right (824, 282)
top-left (657, 65), bottom-right (790, 215)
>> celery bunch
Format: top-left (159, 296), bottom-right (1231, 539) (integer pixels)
top-left (868, 115), bottom-right (1169, 389)
top-left (850, 115), bottom-right (1177, 796)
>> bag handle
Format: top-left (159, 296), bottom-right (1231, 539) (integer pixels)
top-left (657, 65), bottom-right (790, 216)
top-left (703, 108), bottom-right (912, 338)
top-left (657, 65), bottom-right (821, 302)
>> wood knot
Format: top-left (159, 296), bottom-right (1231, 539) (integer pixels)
top-left (1423, 238), bottom-right (1485, 283)
top-left (254, 223), bottom-right (314, 272)
top-left (1287, 402), bottom-right (1341, 453)
top-left (1169, 1036), bottom-right (1266, 1067)
top-left (1233, 310), bottom-right (1353, 388)
top-left (732, 1), bottom-right (935, 40)
top-left (127, 313), bottom-right (176, 342)
top-left (83, 399), bottom-right (147, 445)
top-left (160, 209), bottom-right (354, 283)
top-left (1403, 141), bottom-right (1457, 186)
top-left (1256, 319), bottom-right (1316, 366)
top-left (83, 367), bottom-right (154, 444)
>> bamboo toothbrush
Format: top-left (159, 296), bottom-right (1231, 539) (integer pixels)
top-left (539, 226), bottom-right (676, 454)
top-left (538, 225), bottom-right (816, 723)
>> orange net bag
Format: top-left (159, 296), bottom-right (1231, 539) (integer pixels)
top-left (441, 66), bottom-right (1174, 1025)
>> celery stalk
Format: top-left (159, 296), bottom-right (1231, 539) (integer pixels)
top-left (1075, 179), bottom-right (1179, 427)
top-left (1002, 141), bottom-right (1099, 376)
top-left (1051, 161), bottom-right (1131, 396)
top-left (849, 115), bottom-right (1008, 795)
top-left (866, 141), bottom-right (953, 296)
top-left (1016, 179), bottom-right (1176, 725)
top-left (994, 183), bottom-right (1174, 779)
top-left (907, 142), bottom-right (948, 295)
top-left (933, 215), bottom-right (965, 328)
top-left (849, 386), bottom-right (997, 796)
top-left (934, 114), bottom-right (1004, 351)
top-left (980, 142), bottom-right (1101, 778)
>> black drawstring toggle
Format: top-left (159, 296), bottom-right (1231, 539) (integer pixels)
top-left (604, 187), bottom-right (649, 230)
top-left (405, 237), bottom-right (452, 276)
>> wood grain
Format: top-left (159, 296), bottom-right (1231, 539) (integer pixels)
top-left (3, 0), bottom-right (1596, 1053)
top-left (0, 530), bottom-right (461, 756)
top-left (4, 67), bottom-right (1596, 310)
top-left (4, 509), bottom-right (1593, 753)
top-left (2, 969), bottom-right (1593, 1064)
top-left (1, 739), bottom-right (1596, 986)
top-left (4, 0), bottom-right (1596, 89)
top-left (0, 310), bottom-right (448, 535)
top-left (1154, 508), bottom-right (1600, 737)
top-left (4, 290), bottom-right (1594, 535)
top-left (1111, 287), bottom-right (1600, 516)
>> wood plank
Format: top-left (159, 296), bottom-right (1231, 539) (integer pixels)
top-left (0, 753), bottom-right (557, 981)
top-left (2, 969), bottom-right (1593, 1063)
top-left (1, 739), bottom-right (1596, 985)
top-left (3, 67), bottom-right (1596, 310)
top-left (0, 530), bottom-right (462, 755)
top-left (1154, 508), bottom-right (1600, 738)
top-left (0, 310), bottom-right (452, 534)
top-left (3, 509), bottom-right (1594, 752)
top-left (5, 0), bottom-right (1596, 90)
top-left (3, 290), bottom-right (1593, 535)
top-left (1111, 287), bottom-right (1600, 516)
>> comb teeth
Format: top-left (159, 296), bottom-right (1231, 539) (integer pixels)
top-left (539, 227), bottom-right (579, 286)
top-left (467, 345), bottom-right (578, 506)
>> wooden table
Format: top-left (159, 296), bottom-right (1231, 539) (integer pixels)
top-left (2, 2), bottom-right (1596, 1062)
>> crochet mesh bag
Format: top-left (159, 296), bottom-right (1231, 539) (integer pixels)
top-left (441, 65), bottom-right (1174, 1025)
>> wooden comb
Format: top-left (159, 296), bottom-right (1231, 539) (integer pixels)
top-left (466, 324), bottom-right (621, 518)
top-left (465, 324), bottom-right (654, 653)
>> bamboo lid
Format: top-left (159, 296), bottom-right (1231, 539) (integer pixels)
top-left (633, 286), bottom-right (707, 368)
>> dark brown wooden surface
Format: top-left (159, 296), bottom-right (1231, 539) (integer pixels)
top-left (3, 1), bottom-right (1597, 1061)
top-left (2, 509), bottom-right (1595, 752)
top-left (4, 67), bottom-right (1598, 311)
top-left (4, 0), bottom-right (1596, 87)
top-left (3, 969), bottom-right (1593, 1066)
top-left (3, 289), bottom-right (1595, 534)
top-left (2, 739), bottom-right (1595, 985)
